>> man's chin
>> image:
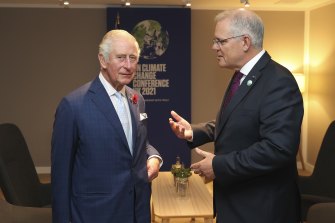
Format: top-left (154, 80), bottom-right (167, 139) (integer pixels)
top-left (121, 78), bottom-right (134, 85)
top-left (218, 61), bottom-right (227, 68)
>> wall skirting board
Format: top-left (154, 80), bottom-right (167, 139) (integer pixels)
top-left (36, 167), bottom-right (51, 174)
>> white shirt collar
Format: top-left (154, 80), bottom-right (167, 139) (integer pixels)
top-left (240, 49), bottom-right (265, 76)
top-left (99, 73), bottom-right (126, 96)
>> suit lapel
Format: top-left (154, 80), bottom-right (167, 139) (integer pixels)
top-left (88, 77), bottom-right (129, 149)
top-left (215, 52), bottom-right (271, 139)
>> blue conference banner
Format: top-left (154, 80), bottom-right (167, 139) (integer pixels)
top-left (107, 7), bottom-right (191, 170)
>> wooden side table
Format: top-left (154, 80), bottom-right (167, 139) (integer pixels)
top-left (151, 171), bottom-right (213, 223)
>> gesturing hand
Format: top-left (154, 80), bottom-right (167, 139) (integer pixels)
top-left (168, 110), bottom-right (193, 141)
top-left (191, 148), bottom-right (216, 183)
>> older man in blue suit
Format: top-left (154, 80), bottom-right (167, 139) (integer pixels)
top-left (51, 29), bottom-right (162, 223)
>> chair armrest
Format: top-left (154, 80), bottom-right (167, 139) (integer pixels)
top-left (302, 194), bottom-right (335, 203)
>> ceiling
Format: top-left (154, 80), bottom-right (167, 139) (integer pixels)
top-left (0, 0), bottom-right (334, 10)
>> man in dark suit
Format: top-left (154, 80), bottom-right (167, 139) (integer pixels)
top-left (169, 8), bottom-right (303, 223)
top-left (51, 29), bottom-right (162, 223)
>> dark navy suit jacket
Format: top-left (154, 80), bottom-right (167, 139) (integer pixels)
top-left (51, 77), bottom-right (160, 223)
top-left (190, 52), bottom-right (303, 223)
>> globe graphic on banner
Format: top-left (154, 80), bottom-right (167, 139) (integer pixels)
top-left (131, 20), bottom-right (169, 59)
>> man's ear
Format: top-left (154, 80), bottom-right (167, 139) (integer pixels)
top-left (98, 53), bottom-right (107, 69)
top-left (242, 35), bottom-right (251, 52)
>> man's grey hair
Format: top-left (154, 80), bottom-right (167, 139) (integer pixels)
top-left (215, 9), bottom-right (264, 49)
top-left (99, 29), bottom-right (141, 61)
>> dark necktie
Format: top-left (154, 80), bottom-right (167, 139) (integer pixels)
top-left (223, 71), bottom-right (244, 107)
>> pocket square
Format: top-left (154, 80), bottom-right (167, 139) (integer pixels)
top-left (140, 113), bottom-right (148, 121)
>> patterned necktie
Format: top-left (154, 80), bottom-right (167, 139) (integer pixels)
top-left (115, 92), bottom-right (132, 154)
top-left (223, 71), bottom-right (244, 107)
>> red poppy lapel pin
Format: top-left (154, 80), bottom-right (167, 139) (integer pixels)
top-left (130, 93), bottom-right (138, 104)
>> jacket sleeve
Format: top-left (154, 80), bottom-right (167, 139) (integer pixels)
top-left (51, 98), bottom-right (77, 223)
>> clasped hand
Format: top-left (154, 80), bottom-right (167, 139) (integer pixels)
top-left (147, 157), bottom-right (160, 182)
top-left (191, 148), bottom-right (216, 183)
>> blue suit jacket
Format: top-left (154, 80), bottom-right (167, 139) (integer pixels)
top-left (51, 77), bottom-right (160, 223)
top-left (190, 52), bottom-right (304, 223)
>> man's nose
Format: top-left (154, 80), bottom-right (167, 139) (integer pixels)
top-left (123, 57), bottom-right (132, 68)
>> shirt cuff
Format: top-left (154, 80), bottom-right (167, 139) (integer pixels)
top-left (148, 155), bottom-right (163, 168)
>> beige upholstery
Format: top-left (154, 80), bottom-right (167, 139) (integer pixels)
top-left (0, 199), bottom-right (51, 223)
top-left (307, 203), bottom-right (335, 223)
